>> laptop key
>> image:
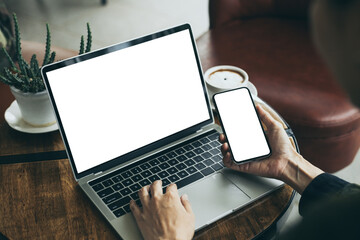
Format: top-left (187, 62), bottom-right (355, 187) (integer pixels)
top-left (108, 196), bottom-right (131, 211)
top-left (158, 155), bottom-right (169, 162)
top-left (166, 151), bottom-right (177, 158)
top-left (121, 171), bottom-right (133, 179)
top-left (149, 175), bottom-right (160, 182)
top-left (175, 148), bottom-right (186, 155)
top-left (193, 156), bottom-right (204, 163)
top-left (131, 167), bottom-right (142, 175)
top-left (120, 188), bottom-right (131, 196)
top-left (140, 162), bottom-right (151, 170)
top-left (201, 167), bottom-right (215, 176)
top-left (204, 159), bottom-right (214, 166)
top-left (195, 162), bottom-right (206, 170)
top-left (168, 175), bottom-right (180, 183)
top-left (124, 204), bottom-right (131, 213)
top-left (183, 144), bottom-right (194, 151)
top-left (167, 167), bottom-right (178, 175)
top-left (201, 144), bottom-right (212, 151)
top-left (131, 174), bottom-right (142, 182)
top-left (177, 170), bottom-right (189, 178)
top-left (149, 159), bottom-right (160, 166)
top-left (210, 141), bottom-right (220, 148)
top-left (102, 179), bottom-right (114, 187)
top-left (199, 137), bottom-right (210, 144)
top-left (111, 175), bottom-right (123, 183)
top-left (211, 154), bottom-right (222, 162)
top-left (159, 162), bottom-right (170, 170)
top-left (141, 170), bottom-right (152, 178)
top-left (130, 183), bottom-right (141, 192)
top-left (176, 172), bottom-right (203, 189)
top-left (158, 171), bottom-right (169, 179)
top-left (175, 163), bottom-right (187, 170)
top-left (98, 187), bottom-right (114, 198)
top-left (184, 159), bottom-right (196, 166)
top-left (201, 152), bottom-right (212, 159)
top-left (139, 179), bottom-right (151, 187)
top-left (211, 163), bottom-right (223, 171)
top-left (168, 159), bottom-right (179, 166)
top-left (176, 155), bottom-right (187, 161)
top-left (192, 141), bottom-right (202, 148)
top-left (122, 179), bottom-right (134, 187)
top-left (113, 208), bottom-right (126, 218)
top-left (92, 183), bottom-right (104, 192)
top-left (194, 148), bottom-right (204, 155)
top-left (186, 166), bottom-right (197, 174)
top-left (150, 166), bottom-right (161, 174)
top-left (162, 178), bottom-right (171, 187)
top-left (185, 151), bottom-right (195, 158)
top-left (103, 192), bottom-right (121, 204)
top-left (210, 148), bottom-right (221, 155)
top-left (208, 132), bottom-right (220, 140)
top-left (113, 183), bottom-right (124, 191)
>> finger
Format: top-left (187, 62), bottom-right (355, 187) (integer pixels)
top-left (219, 133), bottom-right (226, 143)
top-left (150, 180), bottom-right (163, 198)
top-left (223, 152), bottom-right (233, 168)
top-left (165, 183), bottom-right (180, 200)
top-left (166, 183), bottom-right (178, 195)
top-left (256, 105), bottom-right (281, 129)
top-left (221, 142), bottom-right (230, 156)
top-left (223, 152), bottom-right (245, 172)
top-left (130, 199), bottom-right (142, 219)
top-left (139, 185), bottom-right (150, 206)
top-left (180, 194), bottom-right (194, 214)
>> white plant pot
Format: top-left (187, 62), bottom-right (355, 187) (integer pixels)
top-left (10, 86), bottom-right (56, 127)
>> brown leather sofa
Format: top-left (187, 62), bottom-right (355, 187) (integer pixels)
top-left (196, 0), bottom-right (360, 172)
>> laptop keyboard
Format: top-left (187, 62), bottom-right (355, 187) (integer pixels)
top-left (88, 131), bottom-right (224, 218)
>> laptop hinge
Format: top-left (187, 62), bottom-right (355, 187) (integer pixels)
top-left (95, 171), bottom-right (103, 176)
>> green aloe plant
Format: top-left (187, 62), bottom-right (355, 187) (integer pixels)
top-left (0, 13), bottom-right (92, 93)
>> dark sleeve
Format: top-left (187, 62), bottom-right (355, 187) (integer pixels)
top-left (299, 173), bottom-right (349, 216)
top-left (279, 175), bottom-right (360, 240)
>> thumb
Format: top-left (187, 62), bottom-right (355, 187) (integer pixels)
top-left (256, 105), bottom-right (281, 130)
top-left (180, 194), bottom-right (193, 214)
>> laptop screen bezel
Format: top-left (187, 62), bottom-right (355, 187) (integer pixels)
top-left (41, 24), bottom-right (214, 180)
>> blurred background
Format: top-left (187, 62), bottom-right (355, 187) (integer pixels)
top-left (3, 0), bottom-right (209, 51)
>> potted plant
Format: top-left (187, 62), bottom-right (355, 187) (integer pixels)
top-left (0, 13), bottom-right (92, 128)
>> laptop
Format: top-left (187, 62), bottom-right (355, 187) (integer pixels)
top-left (41, 24), bottom-right (283, 239)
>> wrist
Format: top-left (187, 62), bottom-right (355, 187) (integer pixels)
top-left (281, 152), bottom-right (324, 194)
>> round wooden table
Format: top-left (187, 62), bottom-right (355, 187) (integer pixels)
top-left (0, 41), bottom-right (296, 240)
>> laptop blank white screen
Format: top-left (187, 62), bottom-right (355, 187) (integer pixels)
top-left (46, 29), bottom-right (210, 173)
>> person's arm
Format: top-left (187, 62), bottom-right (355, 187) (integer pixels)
top-left (298, 173), bottom-right (350, 216)
top-left (220, 105), bottom-right (324, 194)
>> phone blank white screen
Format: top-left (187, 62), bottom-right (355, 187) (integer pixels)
top-left (214, 88), bottom-right (270, 163)
top-left (46, 29), bottom-right (210, 173)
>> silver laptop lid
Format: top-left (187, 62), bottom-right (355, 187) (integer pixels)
top-left (41, 24), bottom-right (213, 180)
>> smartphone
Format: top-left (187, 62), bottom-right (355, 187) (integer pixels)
top-left (213, 87), bottom-right (271, 164)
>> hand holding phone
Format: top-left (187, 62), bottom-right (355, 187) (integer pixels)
top-left (213, 87), bottom-right (271, 164)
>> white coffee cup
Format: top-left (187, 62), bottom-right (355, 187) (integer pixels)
top-left (204, 65), bottom-right (249, 102)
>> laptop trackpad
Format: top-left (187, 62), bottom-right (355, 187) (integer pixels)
top-left (178, 173), bottom-right (250, 229)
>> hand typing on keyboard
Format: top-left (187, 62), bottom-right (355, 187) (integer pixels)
top-left (130, 180), bottom-right (195, 240)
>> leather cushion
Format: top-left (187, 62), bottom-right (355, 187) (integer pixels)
top-left (197, 18), bottom-right (360, 139)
